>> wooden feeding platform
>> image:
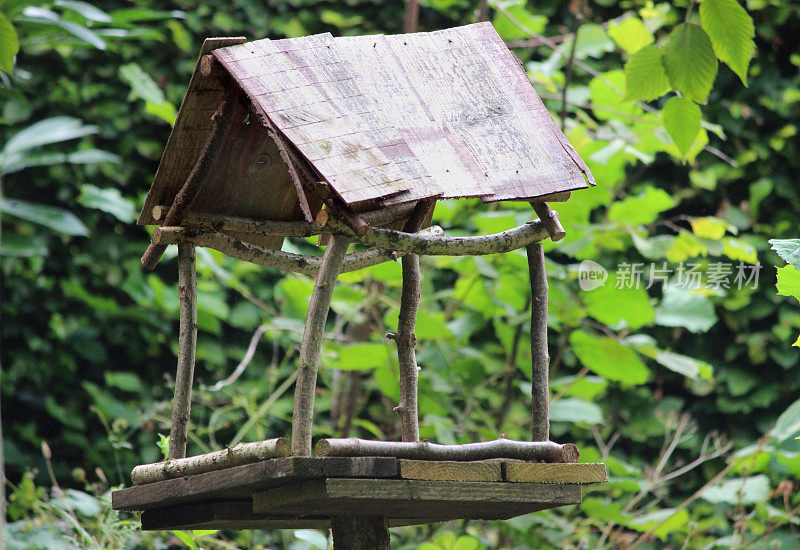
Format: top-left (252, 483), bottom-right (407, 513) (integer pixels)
top-left (113, 456), bottom-right (607, 530)
top-left (114, 21), bottom-right (604, 546)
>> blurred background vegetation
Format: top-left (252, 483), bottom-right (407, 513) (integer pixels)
top-left (2, 0), bottom-right (800, 548)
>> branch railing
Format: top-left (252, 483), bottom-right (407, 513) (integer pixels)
top-left (146, 202), bottom-right (570, 468)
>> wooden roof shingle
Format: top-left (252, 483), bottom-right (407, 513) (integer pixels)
top-left (139, 23), bottom-right (594, 237)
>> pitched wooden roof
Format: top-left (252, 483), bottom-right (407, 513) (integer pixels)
top-left (139, 23), bottom-right (593, 236)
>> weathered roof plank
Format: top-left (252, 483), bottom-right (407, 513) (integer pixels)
top-left (140, 23), bottom-right (594, 229)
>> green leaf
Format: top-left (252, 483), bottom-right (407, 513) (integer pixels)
top-left (78, 184), bottom-right (136, 222)
top-left (628, 508), bottom-right (689, 541)
top-left (770, 239), bottom-right (800, 270)
top-left (171, 531), bottom-right (197, 550)
top-left (19, 7), bottom-right (106, 50)
top-left (773, 398), bottom-right (800, 441)
top-left (662, 23), bottom-right (718, 103)
top-left (145, 100), bottom-right (178, 125)
top-left (589, 70), bottom-right (642, 121)
top-left (654, 351), bottom-right (714, 381)
top-left (700, 0), bottom-right (755, 85)
top-left (550, 398), bottom-right (603, 424)
top-left (334, 343), bottom-right (389, 371)
top-left (2, 117), bottom-right (98, 155)
top-left (666, 231), bottom-right (708, 262)
top-left (776, 266), bottom-right (800, 303)
top-left (293, 529), bottom-right (329, 549)
top-left (54, 0), bottom-right (112, 22)
top-left (608, 17), bottom-right (654, 54)
top-left (66, 149), bottom-right (121, 165)
top-left (624, 45), bottom-right (670, 101)
top-left (570, 330), bottom-right (650, 385)
top-left (1, 199), bottom-right (89, 236)
top-left (582, 281), bottom-right (655, 330)
top-left (119, 63), bottom-right (167, 104)
top-left (0, 12), bottom-right (19, 74)
top-left (691, 216), bottom-right (727, 239)
top-left (104, 371), bottom-right (144, 393)
top-left (51, 489), bottom-right (103, 517)
top-left (608, 186), bottom-right (676, 225)
top-left (655, 285), bottom-right (717, 333)
top-left (569, 23), bottom-right (614, 59)
top-left (701, 475), bottom-right (770, 504)
top-left (662, 96), bottom-right (701, 156)
top-left (491, 1), bottom-right (547, 41)
top-left (157, 434), bottom-right (170, 460)
top-left (0, 232), bottom-right (47, 257)
top-left (722, 237), bottom-right (757, 264)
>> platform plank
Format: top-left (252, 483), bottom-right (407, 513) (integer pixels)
top-left (140, 500), bottom-right (441, 530)
top-left (504, 462), bottom-right (609, 484)
top-left (253, 479), bottom-right (581, 520)
top-left (113, 456), bottom-right (397, 511)
top-left (398, 459), bottom-right (502, 482)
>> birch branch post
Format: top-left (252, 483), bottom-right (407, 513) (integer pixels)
top-left (391, 254), bottom-right (421, 442)
top-left (168, 243), bottom-right (198, 459)
top-left (387, 199), bottom-right (433, 442)
top-left (131, 439), bottom-right (290, 485)
top-left (316, 438), bottom-right (579, 463)
top-left (291, 234), bottom-right (351, 456)
top-left (527, 242), bottom-right (550, 442)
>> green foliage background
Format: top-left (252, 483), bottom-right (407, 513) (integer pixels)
top-left (2, 0), bottom-right (800, 548)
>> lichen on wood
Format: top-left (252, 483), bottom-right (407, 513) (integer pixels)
top-left (131, 438), bottom-right (290, 485)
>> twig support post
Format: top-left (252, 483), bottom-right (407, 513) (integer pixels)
top-left (168, 243), bottom-right (198, 459)
top-left (526, 242), bottom-right (550, 442)
top-left (292, 234), bottom-right (351, 456)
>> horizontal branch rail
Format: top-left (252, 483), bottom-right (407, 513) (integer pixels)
top-left (152, 226), bottom-right (444, 276)
top-left (315, 438), bottom-right (579, 463)
top-left (131, 438), bottom-right (290, 485)
top-left (326, 219), bottom-right (551, 255)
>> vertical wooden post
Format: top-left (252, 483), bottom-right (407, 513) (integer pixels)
top-left (394, 254), bottom-right (421, 441)
top-left (331, 516), bottom-right (390, 549)
top-left (292, 234), bottom-right (351, 456)
top-left (169, 243), bottom-right (198, 459)
top-left (390, 198), bottom-right (433, 442)
top-left (526, 242), bottom-right (550, 442)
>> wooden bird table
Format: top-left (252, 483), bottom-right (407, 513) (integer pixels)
top-left (112, 456), bottom-right (607, 531)
top-left (122, 23), bottom-right (607, 548)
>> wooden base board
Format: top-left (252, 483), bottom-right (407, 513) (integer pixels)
top-left (253, 478), bottom-right (582, 520)
top-left (113, 456), bottom-right (607, 531)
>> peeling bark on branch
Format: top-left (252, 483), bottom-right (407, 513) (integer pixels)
top-left (131, 439), bottom-right (290, 485)
top-left (527, 243), bottom-right (550, 442)
top-left (395, 254), bottom-right (421, 442)
top-left (316, 438), bottom-right (579, 463)
top-left (327, 218), bottom-right (550, 255)
top-left (292, 235), bottom-right (351, 456)
top-left (168, 244), bottom-right (197, 460)
top-left (152, 226), bottom-right (443, 275)
top-left (531, 202), bottom-right (566, 242)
